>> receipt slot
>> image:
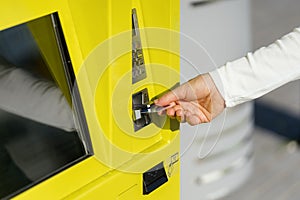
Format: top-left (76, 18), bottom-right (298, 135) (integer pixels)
top-left (0, 0), bottom-right (180, 199)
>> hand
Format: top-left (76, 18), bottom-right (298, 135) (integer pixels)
top-left (154, 73), bottom-right (225, 125)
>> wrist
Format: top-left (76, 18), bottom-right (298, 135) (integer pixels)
top-left (203, 73), bottom-right (225, 118)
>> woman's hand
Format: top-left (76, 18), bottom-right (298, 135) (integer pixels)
top-left (154, 73), bottom-right (225, 125)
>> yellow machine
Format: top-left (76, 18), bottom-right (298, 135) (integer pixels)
top-left (0, 0), bottom-right (179, 199)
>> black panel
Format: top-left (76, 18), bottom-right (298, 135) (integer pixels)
top-left (255, 101), bottom-right (300, 141)
top-left (143, 162), bottom-right (168, 195)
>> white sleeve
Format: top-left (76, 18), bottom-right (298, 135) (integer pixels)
top-left (0, 58), bottom-right (75, 131)
top-left (209, 27), bottom-right (300, 107)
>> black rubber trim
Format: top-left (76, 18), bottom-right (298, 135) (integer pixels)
top-left (255, 101), bottom-right (300, 141)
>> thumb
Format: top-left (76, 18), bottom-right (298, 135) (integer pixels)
top-left (155, 90), bottom-right (179, 106)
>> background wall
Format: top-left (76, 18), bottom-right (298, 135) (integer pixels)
top-left (180, 0), bottom-right (253, 199)
top-left (223, 0), bottom-right (300, 199)
top-left (252, 0), bottom-right (300, 139)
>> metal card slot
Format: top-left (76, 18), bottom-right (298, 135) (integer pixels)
top-left (132, 88), bottom-right (152, 131)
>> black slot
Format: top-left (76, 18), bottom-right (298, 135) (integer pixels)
top-left (132, 88), bottom-right (152, 131)
top-left (143, 162), bottom-right (168, 195)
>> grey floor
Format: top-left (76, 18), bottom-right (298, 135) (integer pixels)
top-left (223, 128), bottom-right (300, 200)
top-left (222, 0), bottom-right (300, 199)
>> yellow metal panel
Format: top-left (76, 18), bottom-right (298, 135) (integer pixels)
top-left (66, 0), bottom-right (110, 61)
top-left (68, 0), bottom-right (180, 172)
top-left (13, 157), bottom-right (110, 200)
top-left (0, 1), bottom-right (58, 31)
top-left (1, 0), bottom-right (180, 199)
top-left (63, 166), bottom-right (180, 200)
top-left (27, 16), bottom-right (72, 103)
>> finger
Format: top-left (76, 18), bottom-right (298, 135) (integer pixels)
top-left (157, 102), bottom-right (177, 115)
top-left (176, 115), bottom-right (186, 123)
top-left (175, 108), bottom-right (183, 117)
top-left (165, 103), bottom-right (182, 117)
top-left (155, 91), bottom-right (178, 106)
top-left (175, 110), bottom-right (186, 123)
top-left (196, 112), bottom-right (210, 124)
top-left (166, 108), bottom-right (176, 116)
top-left (186, 115), bottom-right (201, 126)
top-left (173, 104), bottom-right (182, 112)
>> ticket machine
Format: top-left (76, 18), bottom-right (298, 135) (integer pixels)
top-left (0, 0), bottom-right (179, 199)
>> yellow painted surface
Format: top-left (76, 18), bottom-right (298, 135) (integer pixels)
top-left (0, 0), bottom-right (180, 199)
top-left (27, 16), bottom-right (72, 103)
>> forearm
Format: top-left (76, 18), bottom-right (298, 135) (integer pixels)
top-left (210, 27), bottom-right (300, 107)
